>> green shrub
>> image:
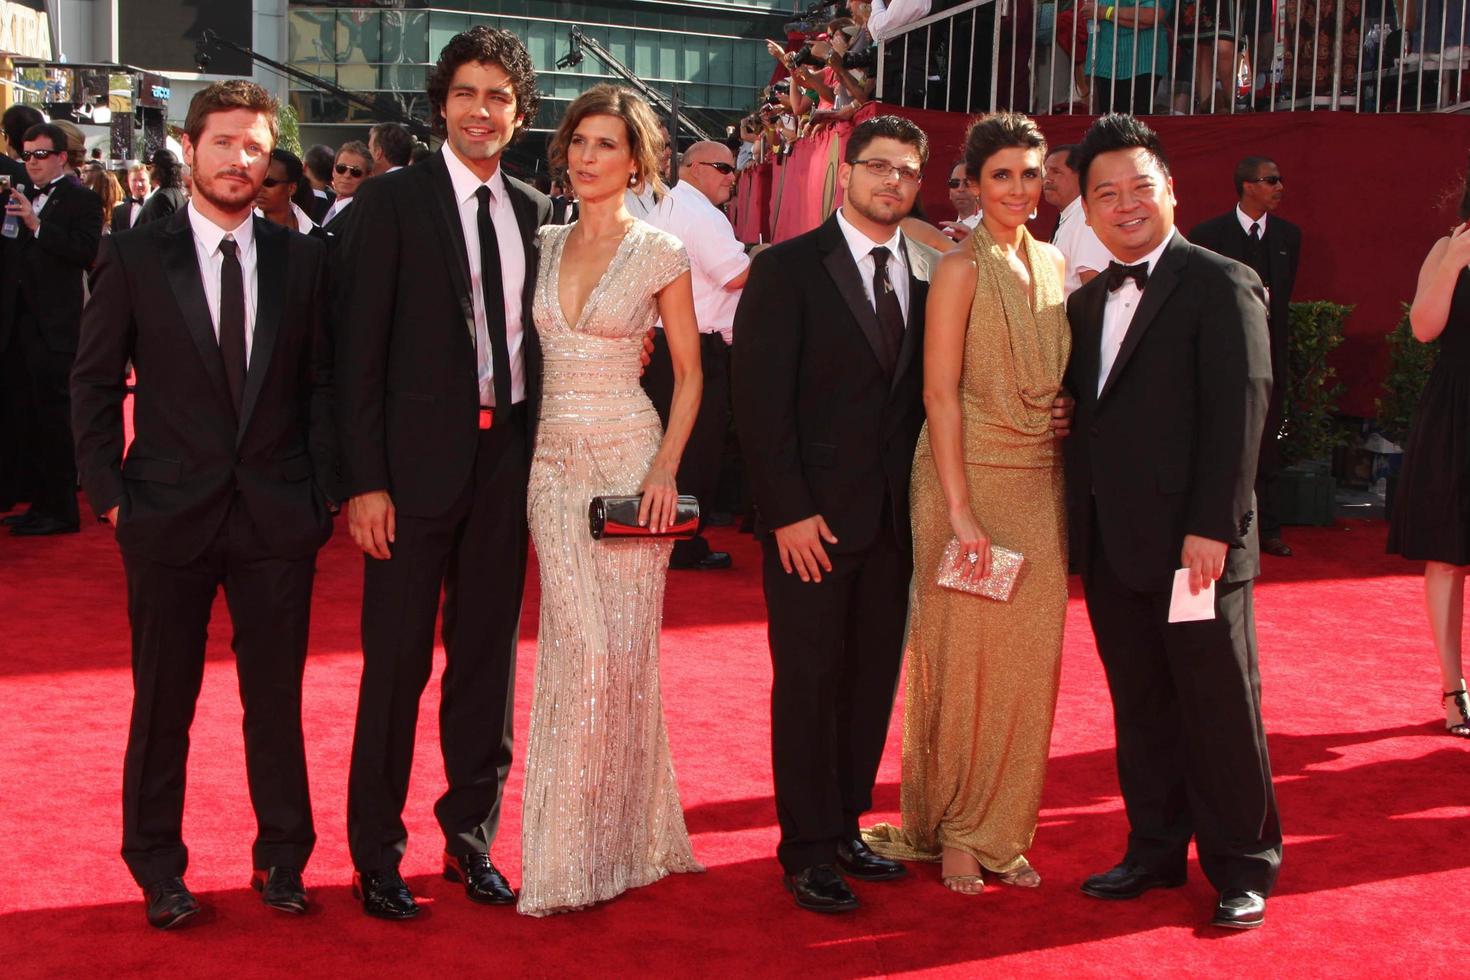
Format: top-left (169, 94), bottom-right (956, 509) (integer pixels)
top-left (1280, 301), bottom-right (1351, 466)
top-left (276, 104), bottom-right (302, 157)
top-left (1375, 304), bottom-right (1439, 446)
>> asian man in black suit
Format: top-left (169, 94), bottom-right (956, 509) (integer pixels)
top-left (1064, 114), bottom-right (1281, 931)
top-left (72, 81), bottom-right (336, 929)
top-left (2, 122), bottom-right (102, 535)
top-left (1190, 156), bottom-right (1301, 557)
top-left (334, 27), bottom-right (550, 920)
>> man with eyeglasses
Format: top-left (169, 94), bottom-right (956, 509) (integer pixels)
top-left (734, 115), bottom-right (937, 914)
top-left (1190, 156), bottom-right (1300, 558)
top-left (642, 140), bottom-right (758, 571)
top-left (946, 159), bottom-right (980, 231)
top-left (0, 122), bottom-right (102, 535)
top-left (322, 140), bottom-right (372, 236)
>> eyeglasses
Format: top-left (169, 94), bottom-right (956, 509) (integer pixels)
top-left (1246, 175), bottom-right (1284, 185)
top-left (335, 163), bottom-right (365, 178)
top-left (20, 148), bottom-right (59, 162)
top-left (851, 158), bottom-right (923, 185)
top-left (946, 178), bottom-right (965, 189)
top-left (261, 177), bottom-right (289, 188)
top-left (698, 161), bottom-right (737, 175)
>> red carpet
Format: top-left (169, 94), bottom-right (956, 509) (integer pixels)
top-left (1, 508), bottom-right (1466, 976)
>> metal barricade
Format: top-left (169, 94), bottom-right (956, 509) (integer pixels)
top-left (867, 0), bottom-right (1470, 114)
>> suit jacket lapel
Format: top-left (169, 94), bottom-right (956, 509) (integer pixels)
top-left (160, 209), bottom-right (233, 411)
top-left (237, 217), bottom-right (284, 442)
top-left (424, 154), bottom-right (477, 344)
top-left (817, 215), bottom-right (888, 373)
top-left (1098, 233), bottom-right (1188, 402)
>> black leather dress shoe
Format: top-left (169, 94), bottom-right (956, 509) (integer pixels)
top-left (443, 852), bottom-right (515, 905)
top-left (672, 551), bottom-right (732, 571)
top-left (352, 869), bottom-right (419, 920)
top-left (835, 838), bottom-right (907, 881)
top-left (252, 866), bottom-right (308, 914)
top-left (10, 515), bottom-right (78, 536)
top-left (143, 877), bottom-right (200, 929)
top-left (0, 511), bottom-right (34, 527)
top-left (1080, 862), bottom-right (1186, 900)
top-left (1211, 889), bottom-right (1266, 929)
top-left (1261, 536), bottom-right (1293, 557)
top-left (784, 864), bottom-right (859, 913)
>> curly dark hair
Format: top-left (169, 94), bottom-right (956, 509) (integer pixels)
top-left (845, 114), bottom-right (929, 169)
top-left (961, 112), bottom-right (1046, 180)
top-left (1075, 113), bottom-right (1171, 193)
top-left (425, 27), bottom-right (540, 142)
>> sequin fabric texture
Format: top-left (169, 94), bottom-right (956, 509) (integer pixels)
top-left (865, 224), bottom-right (1070, 876)
top-left (518, 220), bottom-right (703, 916)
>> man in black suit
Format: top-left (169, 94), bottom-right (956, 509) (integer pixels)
top-left (111, 162), bottom-right (150, 233)
top-left (71, 81), bottom-right (336, 929)
top-left (2, 123), bottom-right (102, 535)
top-left (1190, 157), bottom-right (1301, 557)
top-left (335, 27), bottom-right (550, 920)
top-left (302, 144), bottom-right (336, 224)
top-left (0, 103), bottom-right (37, 513)
top-left (733, 116), bottom-right (932, 914)
top-left (1064, 115), bottom-right (1281, 930)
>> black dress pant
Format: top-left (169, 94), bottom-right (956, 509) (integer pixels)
top-left (347, 411), bottom-right (528, 873)
top-left (763, 505), bottom-right (909, 873)
top-left (641, 330), bottom-right (729, 566)
top-left (120, 499), bottom-right (317, 887)
top-left (1082, 525), bottom-right (1282, 895)
top-left (0, 337), bottom-right (38, 508)
top-left (15, 315), bottom-right (78, 526)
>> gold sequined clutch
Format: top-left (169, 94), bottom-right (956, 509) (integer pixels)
top-left (589, 494), bottom-right (700, 541)
top-left (936, 538), bottom-right (1024, 601)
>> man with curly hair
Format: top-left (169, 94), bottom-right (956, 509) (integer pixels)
top-left (335, 26), bottom-right (551, 920)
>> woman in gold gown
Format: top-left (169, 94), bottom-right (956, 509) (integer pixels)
top-left (865, 113), bottom-right (1071, 894)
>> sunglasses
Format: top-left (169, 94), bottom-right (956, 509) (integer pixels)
top-left (947, 178), bottom-right (965, 188)
top-left (1247, 175), bottom-right (1284, 185)
top-left (698, 161), bottom-right (737, 175)
top-left (335, 163), bottom-right (364, 178)
top-left (20, 148), bottom-right (59, 161)
top-left (261, 177), bottom-right (290, 188)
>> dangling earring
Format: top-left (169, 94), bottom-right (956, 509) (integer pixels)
top-left (628, 171), bottom-right (638, 187)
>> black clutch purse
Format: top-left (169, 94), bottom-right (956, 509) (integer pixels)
top-left (588, 494), bottom-right (700, 541)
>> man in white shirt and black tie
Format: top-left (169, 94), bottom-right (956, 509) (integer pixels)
top-left (1043, 143), bottom-right (1110, 296)
top-left (643, 139), bottom-right (759, 570)
top-left (72, 80), bottom-right (336, 930)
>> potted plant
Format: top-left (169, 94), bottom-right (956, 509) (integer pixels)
top-left (1276, 301), bottom-right (1352, 525)
top-left (1375, 304), bottom-right (1440, 519)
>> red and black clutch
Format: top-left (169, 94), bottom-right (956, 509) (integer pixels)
top-left (588, 494), bottom-right (700, 541)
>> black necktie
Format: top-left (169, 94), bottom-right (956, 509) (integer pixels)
top-left (1104, 260), bottom-right (1149, 292)
top-left (869, 246), bottom-right (905, 376)
top-left (218, 237), bottom-right (247, 417)
top-left (475, 185), bottom-right (512, 410)
top-left (1248, 221), bottom-right (1261, 241)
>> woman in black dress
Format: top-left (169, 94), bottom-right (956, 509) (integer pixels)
top-left (1389, 175), bottom-right (1470, 739)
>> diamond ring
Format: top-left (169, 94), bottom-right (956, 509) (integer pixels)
top-left (966, 551), bottom-right (980, 564)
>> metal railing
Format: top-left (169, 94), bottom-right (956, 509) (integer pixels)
top-left (871, 0), bottom-right (1470, 115)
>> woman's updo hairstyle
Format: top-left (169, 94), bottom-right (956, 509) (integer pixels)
top-left (961, 112), bottom-right (1046, 181)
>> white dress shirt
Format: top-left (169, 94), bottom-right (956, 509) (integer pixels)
top-left (1053, 195), bottom-right (1113, 297)
top-left (645, 180), bottom-right (750, 344)
top-left (322, 195), bottom-right (352, 225)
top-left (835, 206), bottom-right (911, 321)
top-left (958, 212), bottom-right (983, 230)
top-left (868, 0), bottom-right (933, 42)
top-left (1097, 230), bottom-right (1174, 396)
top-left (624, 183), bottom-right (660, 218)
top-left (441, 144), bottom-right (527, 406)
top-left (254, 202), bottom-right (318, 236)
top-left (187, 203), bottom-right (259, 365)
top-left (1235, 204), bottom-right (1267, 238)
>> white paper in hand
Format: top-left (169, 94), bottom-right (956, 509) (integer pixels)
top-left (1167, 567), bottom-right (1216, 623)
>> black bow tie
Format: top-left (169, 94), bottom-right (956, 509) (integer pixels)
top-left (1105, 261), bottom-right (1149, 292)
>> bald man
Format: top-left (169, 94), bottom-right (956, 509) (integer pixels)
top-left (641, 140), bottom-right (757, 570)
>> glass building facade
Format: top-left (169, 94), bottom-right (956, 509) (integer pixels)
top-left (286, 1), bottom-right (794, 152)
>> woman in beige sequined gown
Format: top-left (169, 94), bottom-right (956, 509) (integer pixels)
top-left (864, 115), bottom-right (1070, 893)
top-left (518, 87), bottom-right (705, 917)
